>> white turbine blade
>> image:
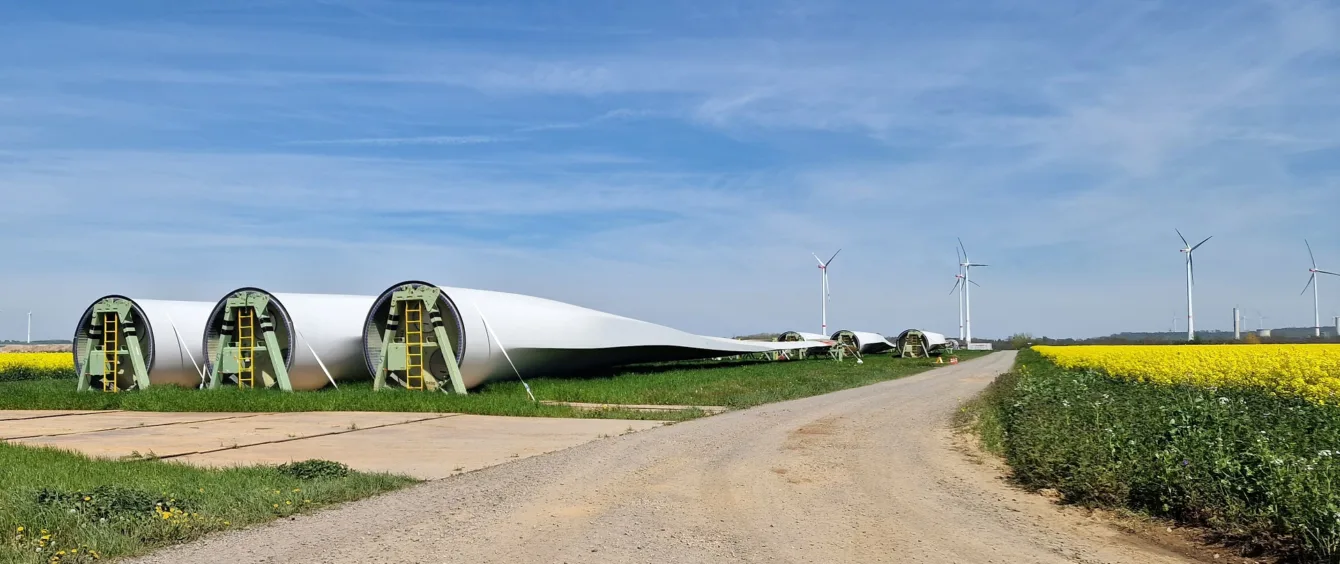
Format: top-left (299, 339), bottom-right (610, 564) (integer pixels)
top-left (968, 263), bottom-right (989, 267)
top-left (958, 237), bottom-right (968, 259)
top-left (1302, 273), bottom-right (1317, 295)
top-left (1176, 229), bottom-right (1189, 247)
top-left (825, 248), bottom-right (842, 266)
top-left (812, 253), bottom-right (825, 267)
top-left (969, 279), bottom-right (982, 287)
top-left (1307, 240), bottom-right (1318, 269)
top-left (1191, 236), bottom-right (1212, 252)
top-left (956, 245), bottom-right (964, 266)
top-left (950, 279), bottom-right (961, 294)
top-left (1189, 254), bottom-right (1196, 286)
top-left (1318, 269), bottom-right (1340, 277)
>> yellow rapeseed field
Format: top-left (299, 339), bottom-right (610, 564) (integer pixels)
top-left (1033, 344), bottom-right (1340, 402)
top-left (0, 352), bottom-right (74, 372)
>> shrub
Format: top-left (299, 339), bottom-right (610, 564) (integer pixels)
top-left (277, 460), bottom-right (351, 480)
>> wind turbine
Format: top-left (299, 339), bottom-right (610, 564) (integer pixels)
top-left (1176, 230), bottom-right (1212, 341)
top-left (958, 238), bottom-right (988, 344)
top-left (813, 249), bottom-right (841, 336)
top-left (951, 247), bottom-right (980, 342)
top-left (1300, 240), bottom-right (1339, 338)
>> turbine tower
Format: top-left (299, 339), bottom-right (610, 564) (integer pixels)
top-left (1300, 240), bottom-right (1339, 338)
top-left (813, 249), bottom-right (841, 336)
top-left (1176, 230), bottom-right (1212, 341)
top-left (958, 238), bottom-right (988, 344)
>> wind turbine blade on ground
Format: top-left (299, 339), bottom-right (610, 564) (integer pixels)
top-left (1176, 229), bottom-right (1189, 247)
top-left (1191, 236), bottom-right (1212, 252)
top-left (1308, 240), bottom-right (1318, 269)
top-left (1302, 274), bottom-right (1316, 295)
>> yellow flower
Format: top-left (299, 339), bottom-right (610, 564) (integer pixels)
top-left (1033, 344), bottom-right (1340, 403)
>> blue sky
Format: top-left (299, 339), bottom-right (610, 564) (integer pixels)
top-left (1, 0), bottom-right (1338, 340)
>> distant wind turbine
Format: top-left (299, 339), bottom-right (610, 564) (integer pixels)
top-left (951, 247), bottom-right (980, 342)
top-left (1177, 230), bottom-right (1212, 341)
top-left (958, 238), bottom-right (988, 344)
top-left (1300, 240), bottom-right (1340, 338)
top-left (813, 249), bottom-right (841, 336)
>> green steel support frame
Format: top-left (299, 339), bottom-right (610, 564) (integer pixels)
top-left (77, 298), bottom-right (151, 392)
top-left (372, 286), bottom-right (467, 394)
top-left (208, 291), bottom-right (293, 391)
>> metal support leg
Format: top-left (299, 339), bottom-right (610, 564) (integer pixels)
top-left (432, 319), bottom-right (466, 395)
top-left (261, 325), bottom-right (293, 392)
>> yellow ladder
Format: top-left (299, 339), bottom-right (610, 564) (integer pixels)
top-left (404, 300), bottom-right (425, 390)
top-left (102, 312), bottom-right (120, 393)
top-left (237, 307), bottom-right (256, 388)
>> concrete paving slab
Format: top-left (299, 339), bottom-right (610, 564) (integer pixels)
top-left (1, 412), bottom-right (262, 440)
top-left (0, 410), bottom-right (112, 421)
top-left (177, 415), bottom-right (667, 479)
top-left (14, 412), bottom-right (452, 460)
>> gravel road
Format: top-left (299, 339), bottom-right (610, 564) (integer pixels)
top-left (132, 351), bottom-right (1194, 563)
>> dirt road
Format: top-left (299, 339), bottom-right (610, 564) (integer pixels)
top-left (132, 352), bottom-right (1194, 564)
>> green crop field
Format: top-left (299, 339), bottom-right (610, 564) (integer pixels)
top-left (961, 348), bottom-right (1340, 562)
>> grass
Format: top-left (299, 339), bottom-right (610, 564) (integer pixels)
top-left (971, 348), bottom-right (1340, 562)
top-left (0, 442), bottom-right (414, 564)
top-left (0, 352), bottom-right (985, 419)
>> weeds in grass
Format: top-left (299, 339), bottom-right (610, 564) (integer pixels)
top-left (979, 349), bottom-right (1340, 561)
top-left (0, 443), bottom-right (413, 564)
top-left (276, 460), bottom-right (350, 480)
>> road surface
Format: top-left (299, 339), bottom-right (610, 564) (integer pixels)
top-left (133, 351), bottom-right (1195, 564)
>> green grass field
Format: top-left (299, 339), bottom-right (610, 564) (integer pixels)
top-left (0, 352), bottom-right (984, 419)
top-left (1, 443), bottom-right (413, 564)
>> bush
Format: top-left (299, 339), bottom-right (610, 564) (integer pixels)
top-left (277, 460), bottom-right (351, 480)
top-left (987, 349), bottom-right (1340, 561)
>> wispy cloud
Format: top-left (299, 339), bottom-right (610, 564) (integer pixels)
top-left (285, 134), bottom-right (511, 146)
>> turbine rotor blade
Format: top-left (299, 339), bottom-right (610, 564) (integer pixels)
top-left (1302, 274), bottom-right (1317, 295)
top-left (958, 237), bottom-right (968, 259)
top-left (1176, 229), bottom-right (1189, 247)
top-left (1191, 236), bottom-right (1213, 252)
top-left (1318, 270), bottom-right (1340, 277)
top-left (1307, 240), bottom-right (1318, 269)
top-left (950, 280), bottom-right (961, 294)
top-left (969, 279), bottom-right (982, 287)
top-left (812, 253), bottom-right (824, 267)
top-left (956, 245), bottom-right (964, 265)
top-left (1190, 254), bottom-right (1196, 286)
top-left (968, 263), bottom-right (989, 267)
top-left (825, 248), bottom-right (842, 266)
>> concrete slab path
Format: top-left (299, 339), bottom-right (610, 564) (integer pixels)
top-left (1, 410), bottom-right (666, 479)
